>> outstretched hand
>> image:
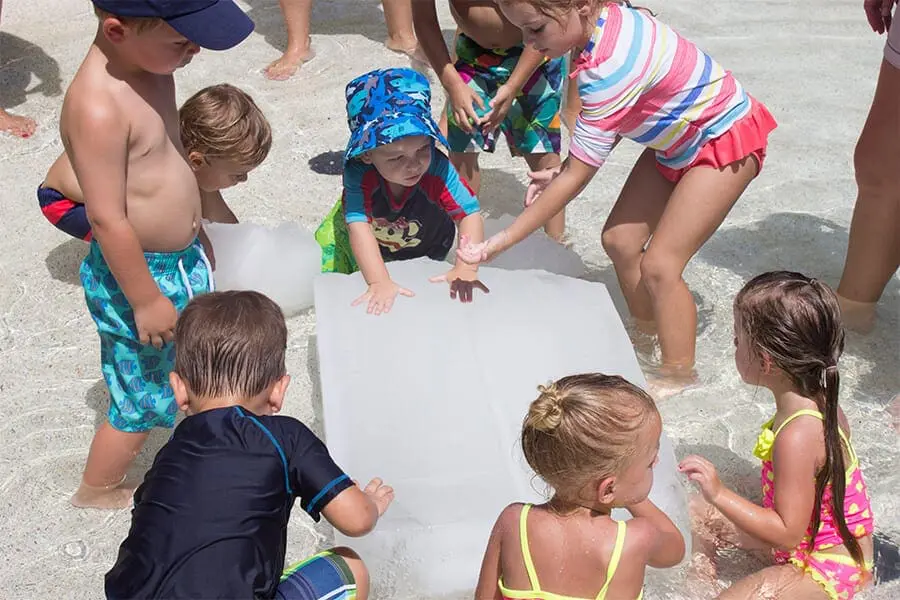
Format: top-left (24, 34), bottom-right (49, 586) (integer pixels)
top-left (678, 455), bottom-right (723, 504)
top-left (524, 165), bottom-right (564, 207)
top-left (455, 232), bottom-right (508, 265)
top-left (429, 266), bottom-right (490, 303)
top-left (351, 280), bottom-right (414, 315)
top-left (362, 477), bottom-right (394, 516)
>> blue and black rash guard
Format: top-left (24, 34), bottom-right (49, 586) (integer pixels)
top-left (105, 406), bottom-right (353, 600)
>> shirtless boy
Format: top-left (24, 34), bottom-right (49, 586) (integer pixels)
top-left (412, 0), bottom-right (566, 240)
top-left (62, 0), bottom-right (253, 509)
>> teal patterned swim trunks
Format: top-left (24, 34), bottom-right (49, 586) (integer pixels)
top-left (80, 239), bottom-right (213, 433)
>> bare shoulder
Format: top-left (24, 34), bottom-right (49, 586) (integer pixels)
top-left (61, 71), bottom-right (126, 142)
top-left (496, 502), bottom-right (526, 530)
top-left (621, 516), bottom-right (659, 558)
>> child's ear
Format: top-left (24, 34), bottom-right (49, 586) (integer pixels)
top-left (187, 151), bottom-right (207, 172)
top-left (169, 372), bottom-right (192, 414)
top-left (102, 18), bottom-right (129, 44)
top-left (596, 476), bottom-right (617, 505)
top-left (359, 152), bottom-right (374, 165)
top-left (759, 351), bottom-right (774, 374)
top-left (268, 374), bottom-right (291, 414)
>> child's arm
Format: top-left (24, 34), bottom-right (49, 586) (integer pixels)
top-left (679, 431), bottom-right (818, 549)
top-left (457, 156), bottom-right (598, 264)
top-left (474, 505), bottom-right (518, 600)
top-left (625, 499), bottom-right (686, 568)
top-left (411, 1), bottom-right (484, 133)
top-left (348, 222), bottom-right (415, 314)
top-left (62, 96), bottom-right (176, 348)
top-left (321, 477), bottom-right (395, 537)
top-left (482, 46), bottom-right (546, 134)
top-left (200, 189), bottom-right (238, 224)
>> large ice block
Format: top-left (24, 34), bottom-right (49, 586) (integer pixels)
top-left (314, 258), bottom-right (691, 598)
top-left (204, 221), bottom-right (321, 316)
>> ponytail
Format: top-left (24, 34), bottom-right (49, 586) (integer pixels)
top-left (809, 366), bottom-right (864, 567)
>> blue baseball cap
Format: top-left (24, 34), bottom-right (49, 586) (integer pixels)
top-left (92, 0), bottom-right (255, 50)
top-left (344, 68), bottom-right (448, 164)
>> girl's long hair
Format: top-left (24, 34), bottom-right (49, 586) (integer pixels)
top-left (735, 271), bottom-right (863, 567)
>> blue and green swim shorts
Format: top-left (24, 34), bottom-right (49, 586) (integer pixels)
top-left (447, 33), bottom-right (563, 156)
top-left (80, 238), bottom-right (213, 433)
top-left (275, 550), bottom-right (358, 599)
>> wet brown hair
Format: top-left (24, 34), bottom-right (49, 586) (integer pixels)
top-left (522, 373), bottom-right (659, 502)
top-left (179, 84), bottom-right (273, 169)
top-left (94, 7), bottom-right (164, 33)
top-left (734, 271), bottom-right (863, 567)
top-left (174, 291), bottom-right (287, 399)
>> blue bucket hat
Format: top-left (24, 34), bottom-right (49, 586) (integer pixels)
top-left (344, 68), bottom-right (448, 163)
top-left (92, 0), bottom-right (254, 51)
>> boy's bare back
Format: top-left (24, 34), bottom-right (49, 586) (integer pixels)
top-left (449, 0), bottom-right (523, 49)
top-left (60, 36), bottom-right (200, 253)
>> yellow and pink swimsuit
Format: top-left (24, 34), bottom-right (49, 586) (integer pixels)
top-left (753, 409), bottom-right (875, 600)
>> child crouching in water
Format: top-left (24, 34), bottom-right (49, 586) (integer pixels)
top-left (458, 0), bottom-right (778, 396)
top-left (680, 272), bottom-right (875, 599)
top-left (314, 68), bottom-right (489, 315)
top-left (105, 291), bottom-right (393, 599)
top-left (39, 83), bottom-right (271, 244)
top-left (476, 374), bottom-right (685, 599)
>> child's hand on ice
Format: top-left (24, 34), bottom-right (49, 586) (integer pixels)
top-left (455, 232), bottom-right (507, 265)
top-left (525, 165), bottom-right (564, 207)
top-left (134, 294), bottom-right (178, 349)
top-left (482, 84), bottom-right (515, 135)
top-left (429, 265), bottom-right (490, 303)
top-left (679, 455), bottom-right (723, 504)
top-left (351, 280), bottom-right (414, 315)
top-left (363, 477), bottom-right (394, 516)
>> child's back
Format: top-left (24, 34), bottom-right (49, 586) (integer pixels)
top-left (494, 502), bottom-right (650, 599)
top-left (476, 375), bottom-right (684, 599)
top-left (106, 405), bottom-right (350, 598)
top-left (107, 290), bottom-right (393, 599)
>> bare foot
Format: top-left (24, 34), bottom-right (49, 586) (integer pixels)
top-left (0, 108), bottom-right (37, 138)
top-left (836, 294), bottom-right (876, 334)
top-left (70, 476), bottom-right (134, 510)
top-left (385, 37), bottom-right (428, 63)
top-left (646, 367), bottom-right (700, 401)
top-left (264, 46), bottom-right (316, 81)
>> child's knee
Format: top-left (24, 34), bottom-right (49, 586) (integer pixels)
top-left (639, 251), bottom-right (683, 292)
top-left (331, 546), bottom-right (369, 596)
top-left (854, 134), bottom-right (900, 193)
top-left (601, 227), bottom-right (644, 262)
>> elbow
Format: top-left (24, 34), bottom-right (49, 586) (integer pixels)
top-left (333, 508), bottom-right (378, 538)
top-left (777, 530), bottom-right (808, 550)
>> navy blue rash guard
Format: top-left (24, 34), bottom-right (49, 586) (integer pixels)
top-left (105, 406), bottom-right (353, 599)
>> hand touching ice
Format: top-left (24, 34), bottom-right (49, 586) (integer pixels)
top-left (352, 280), bottom-right (414, 315)
top-left (429, 265), bottom-right (490, 303)
top-left (363, 477), bottom-right (395, 516)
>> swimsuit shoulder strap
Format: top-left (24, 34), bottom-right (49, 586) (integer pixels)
top-left (596, 520), bottom-right (628, 600)
top-left (773, 409), bottom-right (823, 437)
top-left (773, 409), bottom-right (854, 456)
top-left (519, 504), bottom-right (541, 592)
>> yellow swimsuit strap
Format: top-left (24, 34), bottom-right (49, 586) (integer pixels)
top-left (773, 409), bottom-right (856, 464)
top-left (595, 520), bottom-right (627, 600)
top-left (519, 504), bottom-right (541, 591)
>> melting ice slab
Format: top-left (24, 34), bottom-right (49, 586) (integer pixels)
top-left (314, 258), bottom-right (691, 598)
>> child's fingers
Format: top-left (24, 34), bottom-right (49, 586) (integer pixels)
top-left (428, 273), bottom-right (448, 283)
top-left (398, 287), bottom-right (415, 298)
top-left (364, 478), bottom-right (383, 493)
top-left (351, 291), bottom-right (370, 307)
